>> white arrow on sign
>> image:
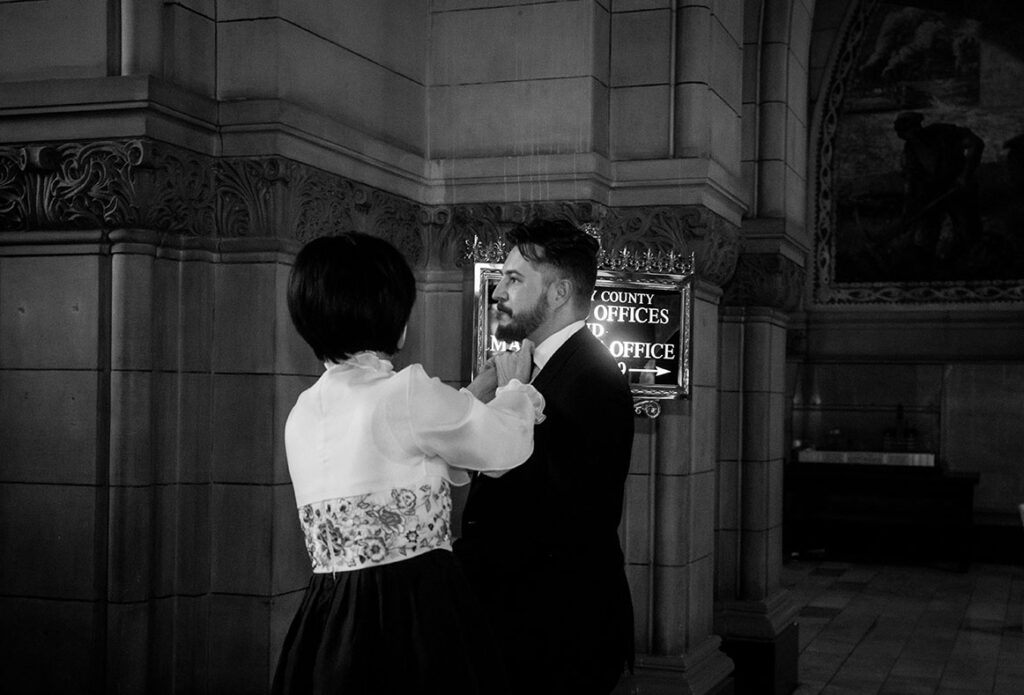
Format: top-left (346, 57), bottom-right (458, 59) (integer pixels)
top-left (629, 366), bottom-right (670, 376)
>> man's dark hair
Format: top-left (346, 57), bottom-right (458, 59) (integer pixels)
top-left (507, 219), bottom-right (599, 306)
top-left (287, 232), bottom-right (416, 362)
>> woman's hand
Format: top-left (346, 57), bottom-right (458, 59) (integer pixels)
top-left (466, 360), bottom-right (498, 403)
top-left (494, 339), bottom-right (534, 387)
top-left (466, 339), bottom-right (535, 402)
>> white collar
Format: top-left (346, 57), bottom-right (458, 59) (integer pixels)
top-left (324, 351), bottom-right (394, 374)
top-left (532, 320), bottom-right (586, 374)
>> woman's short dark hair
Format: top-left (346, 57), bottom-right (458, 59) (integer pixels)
top-left (507, 219), bottom-right (599, 306)
top-left (287, 232), bottom-right (416, 362)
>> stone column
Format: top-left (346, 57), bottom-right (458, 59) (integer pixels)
top-left (597, 204), bottom-right (740, 695)
top-left (715, 253), bottom-right (805, 695)
top-left (622, 281), bottom-right (736, 695)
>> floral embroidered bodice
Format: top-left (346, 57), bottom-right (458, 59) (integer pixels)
top-left (298, 477), bottom-right (452, 572)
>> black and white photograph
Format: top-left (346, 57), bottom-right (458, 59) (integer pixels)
top-left (1, 1), bottom-right (1021, 694)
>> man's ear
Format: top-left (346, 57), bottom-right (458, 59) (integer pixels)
top-left (547, 278), bottom-right (572, 310)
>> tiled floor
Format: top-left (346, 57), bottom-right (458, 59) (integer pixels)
top-left (783, 559), bottom-right (1024, 695)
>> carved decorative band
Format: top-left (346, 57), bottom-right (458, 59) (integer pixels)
top-left (0, 139), bottom-right (740, 282)
top-left (0, 139), bottom-right (426, 265)
top-left (451, 201), bottom-right (736, 286)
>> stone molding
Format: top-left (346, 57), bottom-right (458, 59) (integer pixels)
top-left (722, 253), bottom-right (806, 312)
top-left (0, 138), bottom-right (740, 283)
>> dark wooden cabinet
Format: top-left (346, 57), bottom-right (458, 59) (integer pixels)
top-left (784, 462), bottom-right (979, 570)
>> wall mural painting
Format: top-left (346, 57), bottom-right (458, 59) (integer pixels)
top-left (823, 1), bottom-right (1024, 300)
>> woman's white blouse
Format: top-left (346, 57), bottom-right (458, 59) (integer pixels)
top-left (284, 352), bottom-right (544, 572)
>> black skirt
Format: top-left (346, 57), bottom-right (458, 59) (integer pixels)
top-left (271, 549), bottom-right (509, 695)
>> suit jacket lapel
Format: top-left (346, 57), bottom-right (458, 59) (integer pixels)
top-left (531, 328), bottom-right (589, 393)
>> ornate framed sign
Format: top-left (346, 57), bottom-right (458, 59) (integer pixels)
top-left (469, 263), bottom-right (694, 415)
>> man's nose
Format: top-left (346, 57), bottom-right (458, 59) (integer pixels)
top-left (493, 279), bottom-right (508, 300)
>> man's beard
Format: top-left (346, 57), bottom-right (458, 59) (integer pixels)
top-left (495, 294), bottom-right (548, 342)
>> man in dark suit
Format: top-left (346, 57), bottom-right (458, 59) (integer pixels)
top-left (456, 219), bottom-right (635, 694)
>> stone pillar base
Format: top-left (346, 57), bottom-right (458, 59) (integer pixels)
top-left (715, 592), bottom-right (800, 695)
top-left (719, 621), bottom-right (798, 695)
top-left (613, 638), bottom-right (735, 695)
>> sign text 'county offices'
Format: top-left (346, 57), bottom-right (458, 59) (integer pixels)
top-left (486, 277), bottom-right (688, 393)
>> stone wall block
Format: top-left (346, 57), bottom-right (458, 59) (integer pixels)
top-left (0, 597), bottom-right (98, 692)
top-left (715, 527), bottom-right (740, 598)
top-left (688, 471), bottom-right (716, 561)
top-left (687, 554), bottom-right (716, 643)
top-left (107, 485), bottom-right (154, 603)
top-left (106, 602), bottom-right (152, 693)
top-left (111, 251), bottom-right (154, 371)
top-left (690, 384), bottom-right (719, 473)
top-left (173, 484), bottom-right (212, 596)
top-left (212, 262), bottom-right (277, 374)
top-left (676, 5), bottom-right (711, 84)
top-left (0, 369), bottom-right (99, 484)
top-left (212, 374), bottom-right (276, 484)
top-left (0, 483), bottom-right (99, 600)
top-left (652, 564), bottom-right (689, 655)
top-left (718, 390), bottom-right (741, 462)
top-left (654, 403), bottom-right (691, 476)
top-left (612, 8), bottom-right (672, 86)
top-left (208, 594), bottom-right (272, 695)
top-left (717, 458), bottom-right (740, 529)
top-left (673, 82), bottom-right (711, 158)
top-left (741, 459), bottom-right (770, 533)
top-left (692, 294), bottom-right (722, 387)
top-left (170, 595), bottom-right (211, 693)
top-left (740, 528), bottom-right (769, 599)
top-left (654, 473), bottom-right (690, 566)
top-left (611, 85), bottom-right (671, 159)
top-left (179, 257), bottom-right (215, 372)
top-left (0, 254), bottom-right (100, 369)
top-left (742, 390), bottom-right (772, 458)
top-left (210, 484), bottom-right (273, 595)
top-left (174, 372), bottom-right (214, 484)
top-left (433, 2), bottom-right (589, 85)
top-left (165, 3), bottom-right (216, 97)
top-left (109, 369), bottom-right (154, 486)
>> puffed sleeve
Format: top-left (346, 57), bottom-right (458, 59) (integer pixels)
top-left (393, 365), bottom-right (544, 475)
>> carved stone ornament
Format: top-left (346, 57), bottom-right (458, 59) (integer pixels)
top-left (633, 399), bottom-right (663, 419)
top-left (722, 253), bottom-right (806, 312)
top-left (812, 0), bottom-right (1024, 304)
top-left (0, 139), bottom-right (425, 265)
top-left (0, 139), bottom-right (738, 283)
top-left (456, 201), bottom-right (735, 285)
